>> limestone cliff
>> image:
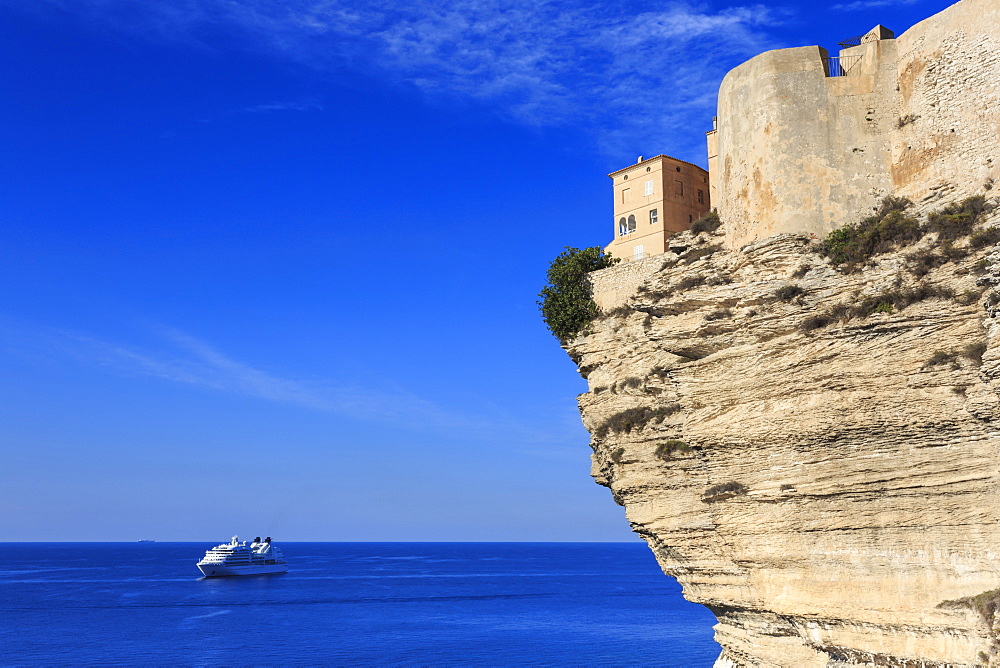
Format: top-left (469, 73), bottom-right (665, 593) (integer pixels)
top-left (570, 213), bottom-right (1000, 666)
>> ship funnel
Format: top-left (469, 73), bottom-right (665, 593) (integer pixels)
top-left (254, 537), bottom-right (261, 543)
top-left (265, 537), bottom-right (271, 543)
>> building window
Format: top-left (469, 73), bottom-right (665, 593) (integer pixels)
top-left (689, 215), bottom-right (693, 223)
top-left (674, 180), bottom-right (684, 196)
top-left (633, 245), bottom-right (645, 260)
top-left (697, 189), bottom-right (705, 204)
top-left (627, 215), bottom-right (636, 233)
top-left (649, 209), bottom-right (658, 224)
top-left (618, 217), bottom-right (628, 236)
top-left (643, 180), bottom-right (653, 196)
top-left (622, 188), bottom-right (630, 204)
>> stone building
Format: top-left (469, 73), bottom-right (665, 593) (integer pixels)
top-left (707, 0), bottom-right (999, 248)
top-left (605, 155), bottom-right (711, 262)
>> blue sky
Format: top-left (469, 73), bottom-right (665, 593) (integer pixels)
top-left (0, 0), bottom-right (955, 541)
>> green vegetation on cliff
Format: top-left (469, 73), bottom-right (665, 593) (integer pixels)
top-left (818, 196), bottom-right (921, 267)
top-left (538, 246), bottom-right (618, 342)
top-left (819, 196), bottom-right (995, 271)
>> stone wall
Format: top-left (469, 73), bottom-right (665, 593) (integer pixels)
top-left (713, 0), bottom-right (1000, 248)
top-left (588, 253), bottom-right (667, 311)
top-left (892, 0), bottom-right (1000, 209)
top-left (715, 43), bottom-right (897, 248)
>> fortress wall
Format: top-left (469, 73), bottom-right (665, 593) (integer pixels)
top-left (714, 0), bottom-right (1000, 249)
top-left (820, 37), bottom-right (900, 226)
top-left (891, 0), bottom-right (1000, 209)
top-left (716, 46), bottom-right (896, 249)
top-left (716, 46), bottom-right (831, 248)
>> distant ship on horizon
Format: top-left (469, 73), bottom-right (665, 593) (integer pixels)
top-left (137, 539), bottom-right (155, 543)
top-left (196, 536), bottom-right (287, 577)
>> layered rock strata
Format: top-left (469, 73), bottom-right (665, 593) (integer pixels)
top-left (572, 222), bottom-right (1000, 666)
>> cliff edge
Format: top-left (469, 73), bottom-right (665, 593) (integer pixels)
top-left (570, 210), bottom-right (1000, 666)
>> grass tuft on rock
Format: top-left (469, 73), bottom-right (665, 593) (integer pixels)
top-left (704, 308), bottom-right (733, 321)
top-left (970, 226), bottom-right (1000, 249)
top-left (924, 196), bottom-right (992, 241)
top-left (703, 481), bottom-right (748, 501)
top-left (799, 283), bottom-right (954, 332)
top-left (775, 284), bottom-right (806, 301)
top-left (690, 211), bottom-right (722, 235)
top-left (818, 196), bottom-right (920, 269)
top-left (594, 404), bottom-right (681, 438)
top-left (654, 440), bottom-right (691, 460)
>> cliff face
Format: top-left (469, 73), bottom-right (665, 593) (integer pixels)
top-left (572, 226), bottom-right (1000, 666)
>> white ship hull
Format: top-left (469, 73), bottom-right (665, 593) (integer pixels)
top-left (197, 562), bottom-right (287, 577)
top-left (196, 535), bottom-right (288, 577)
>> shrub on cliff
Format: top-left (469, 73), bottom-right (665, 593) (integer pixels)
top-left (818, 196), bottom-right (921, 269)
top-left (703, 481), bottom-right (748, 501)
top-left (690, 211), bottom-right (722, 235)
top-left (971, 226), bottom-right (1000, 249)
top-left (799, 283), bottom-right (954, 332)
top-left (538, 246), bottom-right (619, 342)
top-left (927, 342), bottom-right (987, 368)
top-left (905, 243), bottom-right (969, 277)
top-left (924, 196), bottom-right (992, 241)
top-left (850, 284), bottom-right (952, 318)
top-left (821, 196), bottom-right (998, 272)
top-left (680, 244), bottom-right (723, 265)
top-left (595, 404), bottom-right (680, 438)
top-left (704, 308), bottom-right (732, 321)
top-left (775, 284), bottom-right (806, 301)
top-left (655, 440), bottom-right (691, 460)
top-left (927, 350), bottom-right (961, 369)
top-left (963, 341), bottom-right (988, 364)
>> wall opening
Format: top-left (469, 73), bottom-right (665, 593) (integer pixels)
top-left (826, 54), bottom-right (864, 77)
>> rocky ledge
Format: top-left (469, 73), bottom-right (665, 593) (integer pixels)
top-left (569, 224), bottom-right (1000, 666)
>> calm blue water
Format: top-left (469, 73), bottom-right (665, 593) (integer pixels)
top-left (1, 542), bottom-right (720, 666)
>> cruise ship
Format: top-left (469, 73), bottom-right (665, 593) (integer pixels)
top-left (196, 536), bottom-right (288, 577)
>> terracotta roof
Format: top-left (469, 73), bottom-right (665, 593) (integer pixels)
top-left (607, 154), bottom-right (709, 178)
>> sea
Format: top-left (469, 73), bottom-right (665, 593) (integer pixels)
top-left (1, 542), bottom-right (720, 666)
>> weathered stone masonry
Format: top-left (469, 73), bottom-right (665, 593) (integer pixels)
top-left (711, 0), bottom-right (1000, 249)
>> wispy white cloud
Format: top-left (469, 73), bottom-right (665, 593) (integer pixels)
top-left (0, 319), bottom-right (578, 443)
top-left (72, 327), bottom-right (499, 433)
top-left (242, 98), bottom-right (323, 113)
top-left (8, 0), bottom-right (787, 160)
top-left (830, 0), bottom-right (920, 11)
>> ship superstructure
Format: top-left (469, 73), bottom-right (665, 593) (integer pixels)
top-left (196, 535), bottom-right (287, 577)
